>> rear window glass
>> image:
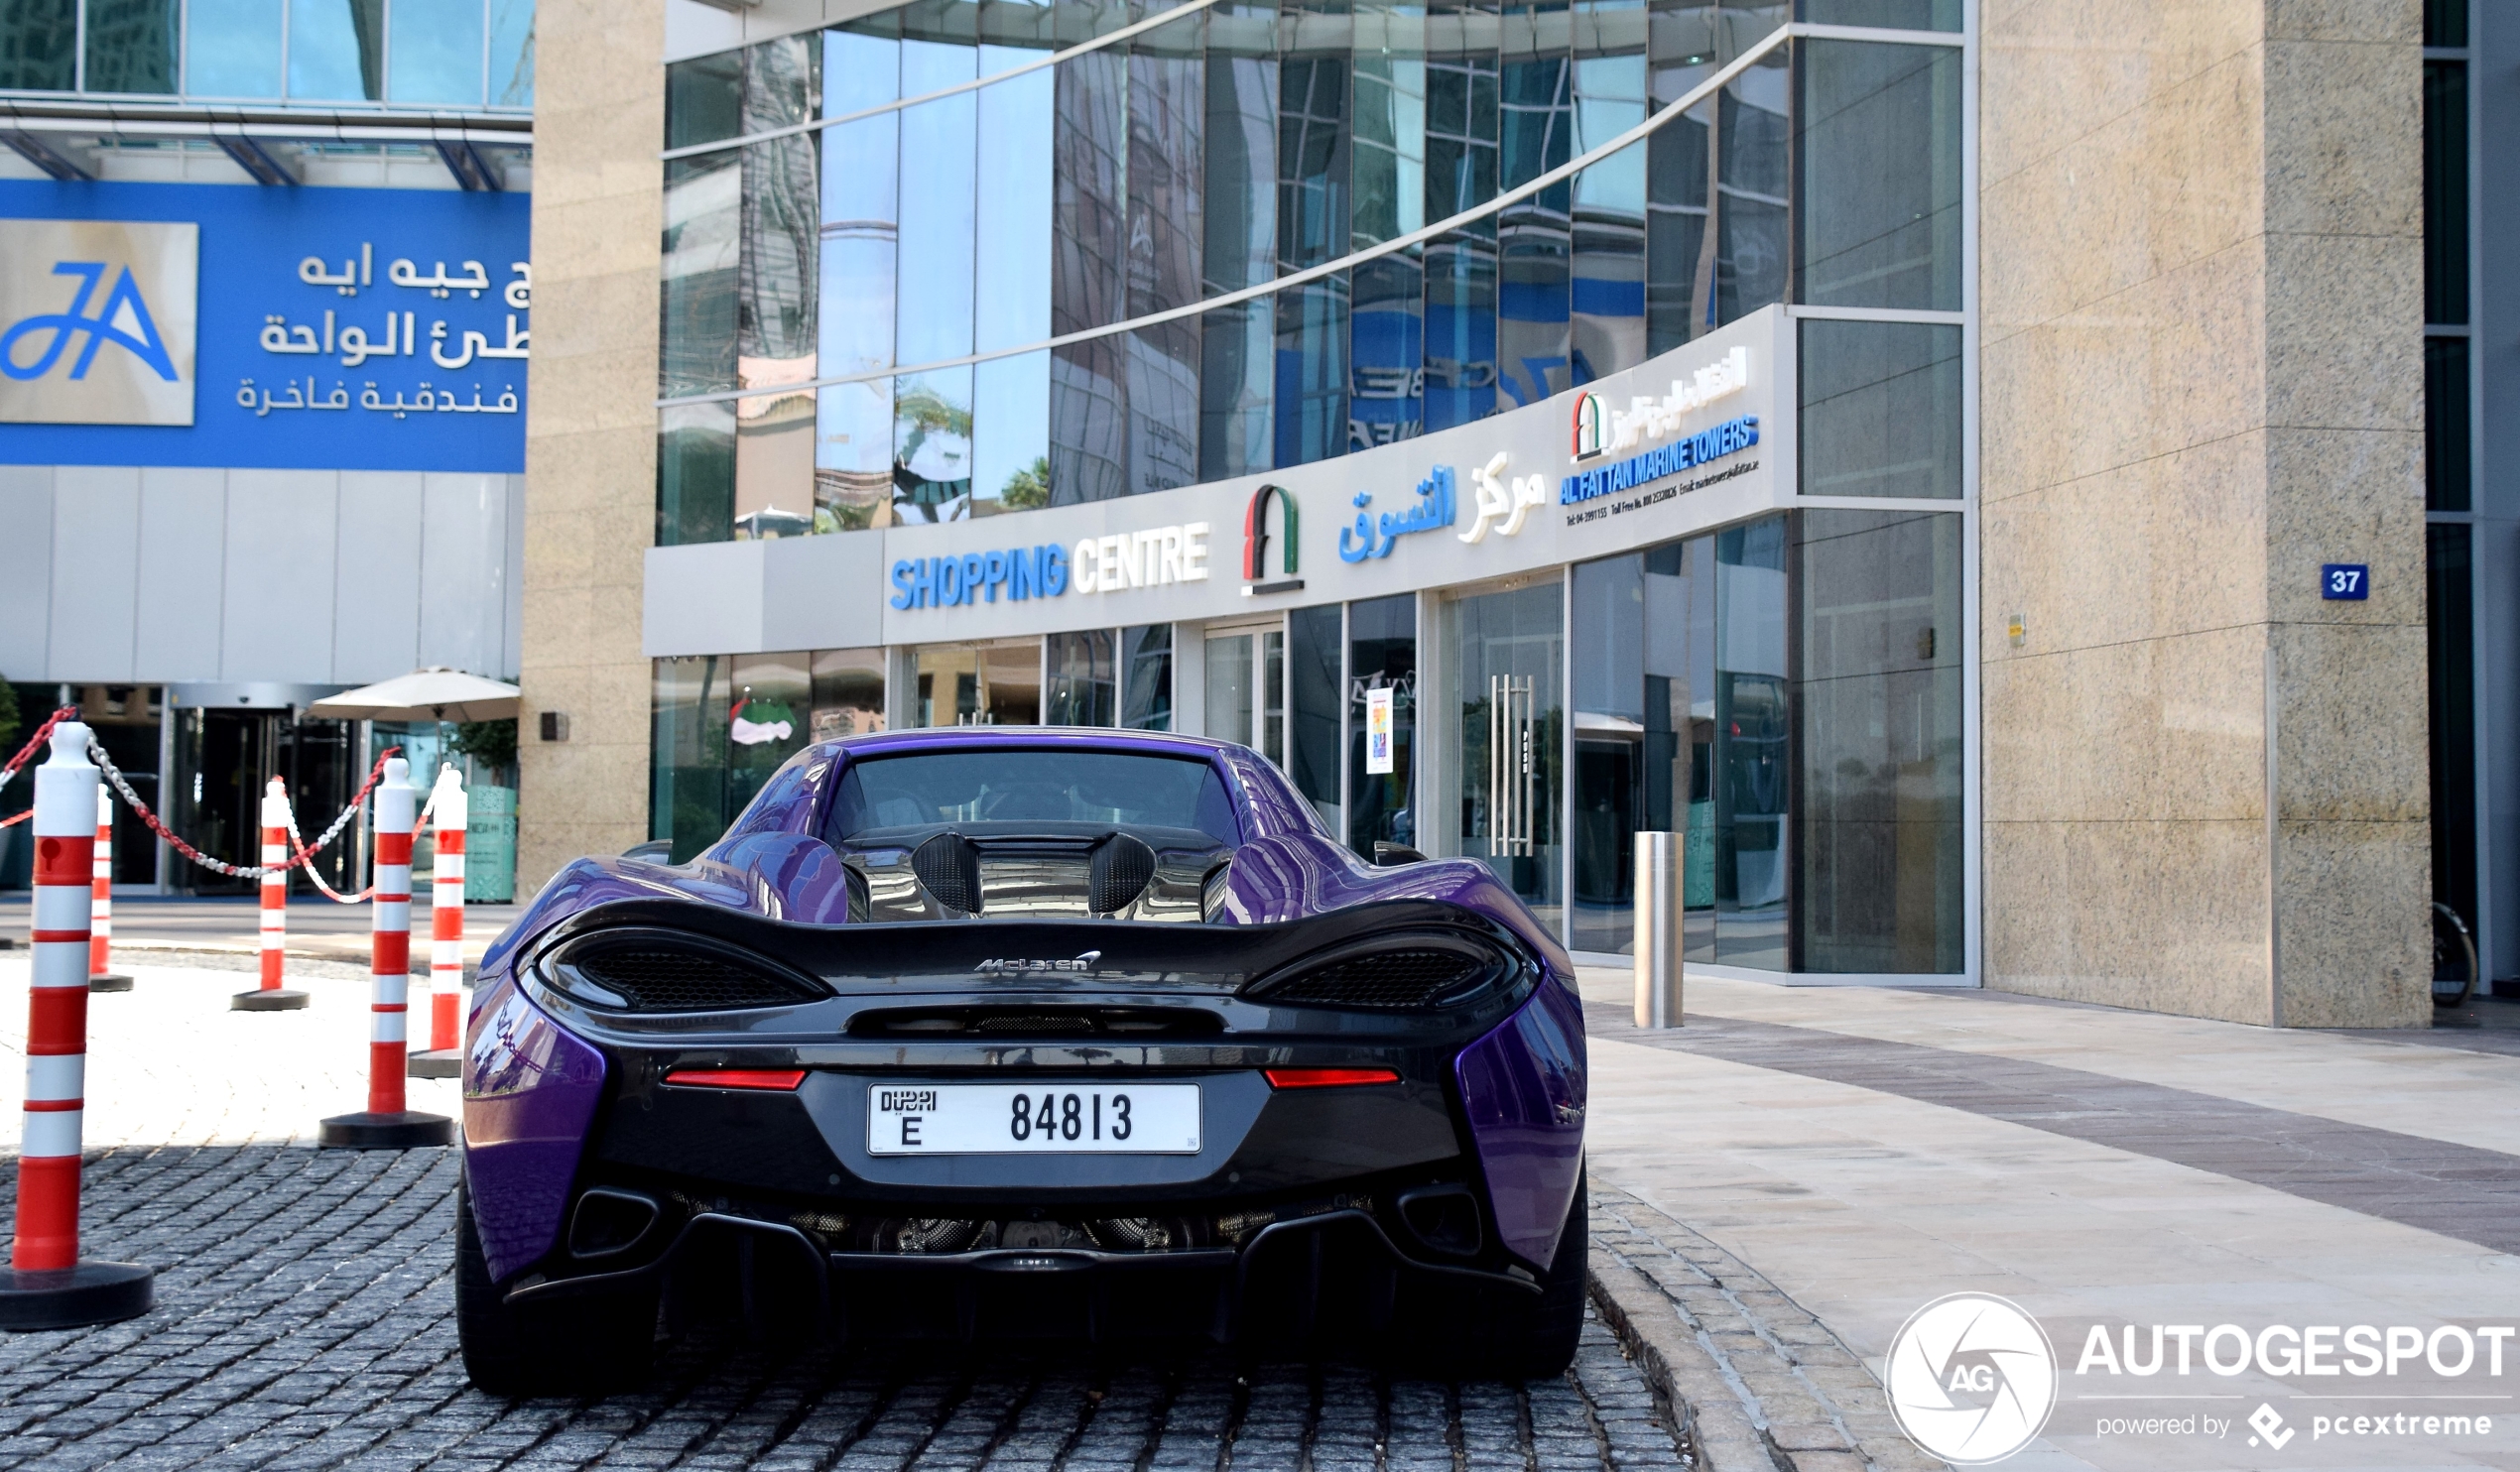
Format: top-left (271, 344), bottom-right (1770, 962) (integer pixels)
top-left (830, 750), bottom-right (1241, 845)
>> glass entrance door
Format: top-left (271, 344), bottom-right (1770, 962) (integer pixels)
top-left (1202, 625), bottom-right (1285, 763)
top-left (1449, 581), bottom-right (1564, 930)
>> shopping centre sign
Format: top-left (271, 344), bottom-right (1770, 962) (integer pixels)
top-left (0, 179), bottom-right (529, 472)
top-left (644, 304), bottom-right (1794, 658)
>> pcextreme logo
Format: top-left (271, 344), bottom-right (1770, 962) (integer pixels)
top-left (0, 218), bottom-right (197, 427)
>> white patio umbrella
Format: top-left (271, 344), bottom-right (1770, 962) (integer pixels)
top-left (307, 668), bottom-right (522, 723)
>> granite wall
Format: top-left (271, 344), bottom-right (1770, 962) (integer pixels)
top-left (515, 0), bottom-right (667, 891)
top-left (1980, 0), bottom-right (2432, 1026)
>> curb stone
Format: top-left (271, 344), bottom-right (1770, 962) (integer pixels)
top-left (1584, 1186), bottom-right (1951, 1472)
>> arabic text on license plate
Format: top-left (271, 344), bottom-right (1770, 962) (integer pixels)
top-left (866, 1084), bottom-right (1201, 1156)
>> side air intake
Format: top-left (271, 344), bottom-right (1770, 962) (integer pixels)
top-left (1089, 833), bottom-right (1158, 914)
top-left (548, 937), bottom-right (828, 1013)
top-left (911, 831), bottom-right (982, 914)
top-left (1245, 935), bottom-right (1506, 1010)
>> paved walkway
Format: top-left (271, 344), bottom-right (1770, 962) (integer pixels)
top-left (1575, 968), bottom-right (2520, 1472)
top-left (0, 960), bottom-right (1688, 1472)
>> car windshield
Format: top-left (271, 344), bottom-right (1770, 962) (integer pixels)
top-left (830, 750), bottom-right (1241, 844)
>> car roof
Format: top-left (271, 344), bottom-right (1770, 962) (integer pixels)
top-left (814, 726), bottom-right (1247, 761)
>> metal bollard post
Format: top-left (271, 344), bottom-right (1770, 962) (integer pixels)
top-left (0, 720), bottom-right (154, 1329)
top-left (1633, 830), bottom-right (1684, 1029)
top-left (86, 786), bottom-right (130, 992)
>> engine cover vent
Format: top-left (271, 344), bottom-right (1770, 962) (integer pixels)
top-left (1248, 937), bottom-right (1503, 1010)
top-left (911, 831), bottom-right (982, 914)
top-left (1089, 833), bottom-right (1158, 914)
top-left (560, 941), bottom-right (827, 1013)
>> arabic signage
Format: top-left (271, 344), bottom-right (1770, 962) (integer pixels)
top-left (0, 180), bottom-right (528, 472)
top-left (0, 218), bottom-right (197, 427)
top-left (642, 305), bottom-right (1795, 656)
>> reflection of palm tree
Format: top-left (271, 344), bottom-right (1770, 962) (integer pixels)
top-left (1001, 456), bottom-right (1051, 509)
top-left (894, 385), bottom-right (971, 457)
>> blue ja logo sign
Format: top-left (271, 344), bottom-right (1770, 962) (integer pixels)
top-left (0, 219), bottom-right (197, 427)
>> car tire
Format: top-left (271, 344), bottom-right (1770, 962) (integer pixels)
top-left (455, 1178), bottom-right (658, 1397)
top-left (1501, 1159), bottom-right (1582, 1381)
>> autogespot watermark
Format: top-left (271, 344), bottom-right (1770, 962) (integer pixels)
top-left (1887, 1296), bottom-right (2515, 1465)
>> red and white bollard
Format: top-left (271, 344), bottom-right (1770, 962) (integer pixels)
top-left (0, 720), bottom-right (153, 1328)
top-left (319, 757), bottom-right (451, 1148)
top-left (409, 765), bottom-right (466, 1078)
top-left (87, 785), bottom-right (131, 993)
top-left (233, 777), bottom-right (309, 1012)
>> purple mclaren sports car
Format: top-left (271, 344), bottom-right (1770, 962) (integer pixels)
top-left (455, 728), bottom-right (1586, 1394)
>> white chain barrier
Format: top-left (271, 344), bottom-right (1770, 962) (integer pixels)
top-left (86, 737), bottom-right (389, 881)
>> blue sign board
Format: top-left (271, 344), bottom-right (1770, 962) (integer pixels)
top-left (0, 180), bottom-right (529, 472)
top-left (2321, 563), bottom-right (2369, 600)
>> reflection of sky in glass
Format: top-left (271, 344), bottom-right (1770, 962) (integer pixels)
top-left (487, 0), bottom-right (533, 105)
top-left (1574, 56), bottom-right (1645, 212)
top-left (187, 0), bottom-right (283, 95)
top-left (818, 30), bottom-right (898, 479)
top-left (973, 351), bottom-right (1051, 506)
top-left (895, 40), bottom-right (976, 367)
top-left (390, 0), bottom-right (485, 103)
top-left (971, 46), bottom-right (1053, 508)
top-left (288, 0), bottom-right (378, 99)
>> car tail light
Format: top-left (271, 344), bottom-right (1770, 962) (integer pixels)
top-left (664, 1068), bottom-right (807, 1091)
top-left (1263, 1066), bottom-right (1401, 1089)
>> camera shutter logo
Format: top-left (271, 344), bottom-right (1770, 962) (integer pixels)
top-left (1885, 1293), bottom-right (2058, 1464)
top-left (0, 219), bottom-right (198, 427)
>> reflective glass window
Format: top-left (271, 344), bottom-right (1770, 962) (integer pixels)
top-left (1644, 2), bottom-right (1713, 353)
top-left (1798, 318), bottom-right (1960, 499)
top-left (187, 0), bottom-right (282, 96)
top-left (1047, 630), bottom-right (1118, 726)
top-left (1277, 43), bottom-right (1351, 465)
top-left (658, 401), bottom-right (736, 546)
top-left (666, 48), bottom-right (741, 150)
top-left (2424, 59), bottom-right (2467, 326)
top-left (1123, 624), bottom-right (1174, 730)
top-left (728, 652), bottom-right (812, 815)
top-left (288, 0), bottom-right (383, 100)
top-left (1795, 0), bottom-right (1957, 29)
top-left (1713, 46), bottom-right (1785, 321)
top-left (1053, 47), bottom-right (1130, 500)
top-left (1129, 25), bottom-right (1207, 494)
top-left (84, 0), bottom-right (178, 94)
top-left (1712, 516), bottom-right (1786, 967)
top-left (1206, 632), bottom-right (1254, 746)
top-left (910, 641), bottom-right (1043, 726)
top-left (1201, 7), bottom-right (1278, 477)
top-left (1346, 593), bottom-right (1417, 858)
top-left (1572, 33), bottom-right (1648, 382)
top-left (388, 0), bottom-right (484, 104)
top-left (653, 655), bottom-right (730, 862)
top-left (2426, 335), bottom-right (2470, 513)
top-left (0, 0), bottom-right (77, 90)
top-left (1794, 39), bottom-right (1958, 311)
top-left (1421, 10), bottom-right (1498, 433)
top-left (1288, 602), bottom-right (1343, 828)
top-left (488, 0), bottom-right (532, 105)
top-left (660, 152), bottom-right (740, 392)
top-left (1794, 510), bottom-right (1961, 973)
top-left (1497, 23), bottom-right (1572, 409)
top-left (817, 26), bottom-right (899, 531)
top-left (736, 38), bottom-right (820, 539)
top-left (2429, 525), bottom-right (2477, 930)
top-left (973, 45), bottom-right (1055, 515)
top-left (810, 648), bottom-right (888, 741)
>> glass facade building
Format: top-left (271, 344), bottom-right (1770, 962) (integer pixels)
top-left (646, 0), bottom-right (1969, 980)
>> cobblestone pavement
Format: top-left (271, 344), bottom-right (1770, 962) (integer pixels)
top-left (0, 1146), bottom-right (1690, 1472)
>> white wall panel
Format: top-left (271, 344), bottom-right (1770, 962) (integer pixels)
top-left (0, 466), bottom-right (53, 679)
top-left (134, 467), bottom-right (227, 681)
top-left (47, 466), bottom-right (142, 682)
top-left (333, 472), bottom-right (427, 682)
top-left (417, 473), bottom-right (511, 677)
top-left (502, 472), bottom-right (526, 679)
top-left (221, 470), bottom-right (340, 682)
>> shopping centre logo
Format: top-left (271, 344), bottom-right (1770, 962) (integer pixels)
top-left (0, 218), bottom-right (197, 427)
top-left (1242, 482), bottom-right (1302, 595)
top-left (1885, 1293), bottom-right (2058, 1465)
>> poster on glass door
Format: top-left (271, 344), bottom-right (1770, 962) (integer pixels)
top-left (1365, 686), bottom-right (1394, 775)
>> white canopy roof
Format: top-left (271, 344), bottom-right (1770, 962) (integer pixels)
top-left (306, 667), bottom-right (521, 723)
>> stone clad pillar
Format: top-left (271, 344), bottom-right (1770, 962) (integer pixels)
top-left (1980, 2), bottom-right (2430, 1026)
top-left (517, 0), bottom-right (668, 892)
